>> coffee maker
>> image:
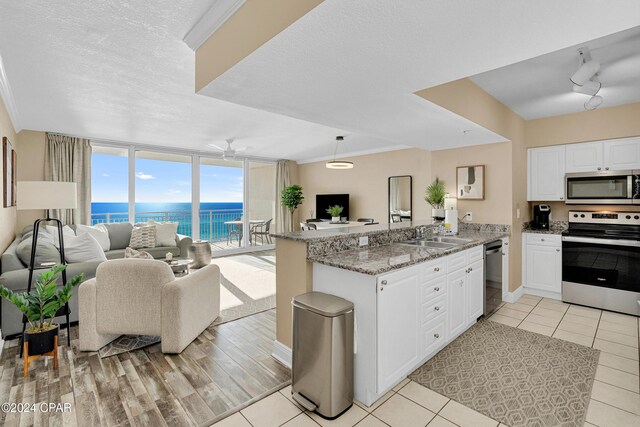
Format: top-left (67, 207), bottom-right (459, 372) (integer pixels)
top-left (532, 204), bottom-right (551, 230)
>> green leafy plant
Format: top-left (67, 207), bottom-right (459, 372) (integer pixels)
top-left (326, 205), bottom-right (344, 217)
top-left (281, 185), bottom-right (305, 214)
top-left (0, 265), bottom-right (83, 333)
top-left (425, 177), bottom-right (446, 209)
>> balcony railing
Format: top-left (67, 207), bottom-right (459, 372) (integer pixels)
top-left (90, 209), bottom-right (245, 244)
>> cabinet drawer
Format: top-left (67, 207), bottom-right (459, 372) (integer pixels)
top-left (421, 314), bottom-right (447, 357)
top-left (526, 234), bottom-right (560, 247)
top-left (422, 276), bottom-right (447, 303)
top-left (422, 259), bottom-right (446, 281)
top-left (421, 295), bottom-right (446, 325)
top-left (447, 251), bottom-right (467, 272)
top-left (468, 246), bottom-right (483, 263)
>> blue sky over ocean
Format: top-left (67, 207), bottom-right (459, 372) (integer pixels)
top-left (92, 153), bottom-right (243, 203)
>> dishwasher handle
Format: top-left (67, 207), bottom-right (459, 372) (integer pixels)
top-left (485, 248), bottom-right (502, 255)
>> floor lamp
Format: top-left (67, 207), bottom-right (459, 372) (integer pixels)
top-left (16, 181), bottom-right (78, 356)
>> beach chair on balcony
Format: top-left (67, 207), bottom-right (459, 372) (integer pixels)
top-left (227, 217), bottom-right (242, 246)
top-left (251, 219), bottom-right (273, 245)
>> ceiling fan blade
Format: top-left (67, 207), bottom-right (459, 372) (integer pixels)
top-left (207, 144), bottom-right (225, 151)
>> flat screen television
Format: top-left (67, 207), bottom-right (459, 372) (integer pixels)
top-left (316, 194), bottom-right (350, 220)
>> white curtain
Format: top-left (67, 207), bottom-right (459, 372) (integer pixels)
top-left (44, 133), bottom-right (91, 225)
top-left (275, 160), bottom-right (292, 233)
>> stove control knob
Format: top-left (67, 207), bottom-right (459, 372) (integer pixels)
top-left (573, 214), bottom-right (578, 218)
top-left (626, 215), bottom-right (631, 220)
top-left (635, 215), bottom-right (640, 220)
top-left (580, 214), bottom-right (585, 218)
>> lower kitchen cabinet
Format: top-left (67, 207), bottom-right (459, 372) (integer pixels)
top-left (313, 244), bottom-right (486, 406)
top-left (522, 233), bottom-right (562, 299)
top-left (376, 268), bottom-right (420, 393)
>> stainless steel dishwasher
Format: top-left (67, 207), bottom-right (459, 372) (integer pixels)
top-left (484, 240), bottom-right (503, 316)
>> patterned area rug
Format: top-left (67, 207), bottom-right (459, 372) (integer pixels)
top-left (409, 319), bottom-right (600, 427)
top-left (98, 335), bottom-right (160, 358)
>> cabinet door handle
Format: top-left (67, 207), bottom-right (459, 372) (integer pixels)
top-left (434, 267), bottom-right (440, 272)
top-left (502, 252), bottom-right (507, 256)
top-left (469, 267), bottom-right (473, 272)
top-left (556, 249), bottom-right (560, 252)
top-left (504, 242), bottom-right (509, 246)
top-left (434, 333), bottom-right (440, 339)
top-left (541, 238), bottom-right (545, 241)
top-left (597, 167), bottom-right (601, 170)
top-left (560, 197), bottom-right (564, 200)
top-left (381, 280), bottom-right (387, 285)
top-left (605, 167), bottom-right (609, 170)
top-left (434, 306), bottom-right (440, 311)
top-left (434, 287), bottom-right (440, 292)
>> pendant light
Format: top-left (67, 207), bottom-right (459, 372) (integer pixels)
top-left (326, 136), bottom-right (354, 169)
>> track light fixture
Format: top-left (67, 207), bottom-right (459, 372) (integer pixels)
top-left (570, 47), bottom-right (604, 111)
top-left (326, 136), bottom-right (354, 169)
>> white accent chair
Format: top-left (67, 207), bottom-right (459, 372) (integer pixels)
top-left (79, 259), bottom-right (220, 353)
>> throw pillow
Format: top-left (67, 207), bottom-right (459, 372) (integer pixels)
top-left (147, 220), bottom-right (178, 247)
top-left (129, 224), bottom-right (156, 249)
top-left (101, 222), bottom-right (134, 250)
top-left (76, 224), bottom-right (111, 251)
top-left (44, 225), bottom-right (76, 248)
top-left (124, 247), bottom-right (154, 259)
top-left (64, 233), bottom-right (108, 263)
top-left (16, 239), bottom-right (60, 268)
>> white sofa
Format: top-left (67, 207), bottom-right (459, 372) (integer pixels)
top-left (78, 259), bottom-right (220, 353)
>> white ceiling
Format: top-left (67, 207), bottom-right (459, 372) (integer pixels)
top-left (471, 26), bottom-right (640, 120)
top-left (0, 1), bottom-right (639, 161)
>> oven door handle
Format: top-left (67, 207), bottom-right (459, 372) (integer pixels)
top-left (562, 236), bottom-right (640, 247)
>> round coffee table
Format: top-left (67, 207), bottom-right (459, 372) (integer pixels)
top-left (168, 259), bottom-right (192, 275)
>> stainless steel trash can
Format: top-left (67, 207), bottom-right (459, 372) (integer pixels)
top-left (291, 292), bottom-right (354, 419)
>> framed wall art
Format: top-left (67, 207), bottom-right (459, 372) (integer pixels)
top-left (456, 165), bottom-right (485, 200)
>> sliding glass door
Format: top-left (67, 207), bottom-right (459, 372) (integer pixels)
top-left (200, 157), bottom-right (244, 250)
top-left (134, 151), bottom-right (192, 236)
top-left (91, 146), bottom-right (129, 224)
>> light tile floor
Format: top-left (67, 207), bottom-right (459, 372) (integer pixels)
top-left (214, 295), bottom-right (640, 427)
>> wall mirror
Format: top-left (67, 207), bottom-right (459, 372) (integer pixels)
top-left (388, 175), bottom-right (412, 223)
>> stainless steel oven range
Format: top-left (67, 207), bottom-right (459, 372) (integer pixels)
top-left (562, 211), bottom-right (640, 316)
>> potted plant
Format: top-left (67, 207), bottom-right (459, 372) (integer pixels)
top-left (326, 205), bottom-right (344, 223)
top-left (0, 264), bottom-right (83, 357)
top-left (281, 184), bottom-right (305, 232)
top-left (425, 177), bottom-right (446, 221)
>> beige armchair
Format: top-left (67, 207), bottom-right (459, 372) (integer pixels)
top-left (79, 259), bottom-right (220, 353)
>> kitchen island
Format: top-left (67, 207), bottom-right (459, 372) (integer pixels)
top-left (272, 222), bottom-right (509, 406)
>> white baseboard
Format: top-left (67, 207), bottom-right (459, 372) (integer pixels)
top-left (272, 340), bottom-right (292, 368)
top-left (503, 285), bottom-right (524, 303)
top-left (523, 287), bottom-right (561, 301)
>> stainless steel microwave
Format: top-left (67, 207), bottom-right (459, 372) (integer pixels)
top-left (565, 170), bottom-right (640, 204)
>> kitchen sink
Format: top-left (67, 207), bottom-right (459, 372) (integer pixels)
top-left (397, 240), bottom-right (456, 249)
top-left (430, 237), bottom-right (474, 244)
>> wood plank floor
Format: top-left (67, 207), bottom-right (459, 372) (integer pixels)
top-left (0, 310), bottom-right (290, 427)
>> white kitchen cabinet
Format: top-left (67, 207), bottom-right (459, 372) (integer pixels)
top-left (466, 259), bottom-right (484, 322)
top-left (604, 137), bottom-right (640, 171)
top-left (376, 268), bottom-right (420, 393)
top-left (566, 141), bottom-right (604, 173)
top-left (522, 234), bottom-right (562, 299)
top-left (528, 146), bottom-right (566, 201)
top-left (447, 269), bottom-right (467, 338)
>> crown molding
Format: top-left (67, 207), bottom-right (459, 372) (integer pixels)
top-left (183, 0), bottom-right (246, 51)
top-left (0, 54), bottom-right (22, 132)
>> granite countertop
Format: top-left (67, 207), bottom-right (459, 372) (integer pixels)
top-left (271, 220), bottom-right (434, 242)
top-left (309, 230), bottom-right (509, 275)
top-left (522, 221), bottom-right (567, 235)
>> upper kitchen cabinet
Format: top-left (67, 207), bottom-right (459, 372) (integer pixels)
top-left (565, 141), bottom-right (604, 173)
top-left (528, 146), bottom-right (566, 201)
top-left (565, 137), bottom-right (640, 173)
top-left (604, 137), bottom-right (640, 171)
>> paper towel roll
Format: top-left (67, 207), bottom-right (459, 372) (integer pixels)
top-left (445, 209), bottom-right (458, 234)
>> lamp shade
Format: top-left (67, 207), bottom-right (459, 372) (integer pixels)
top-left (17, 181), bottom-right (78, 210)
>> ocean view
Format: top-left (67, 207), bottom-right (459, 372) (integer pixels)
top-left (91, 202), bottom-right (244, 241)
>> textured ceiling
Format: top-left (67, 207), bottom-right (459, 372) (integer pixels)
top-left (0, 1), bottom-right (639, 161)
top-left (471, 26), bottom-right (640, 120)
top-left (201, 0), bottom-right (640, 149)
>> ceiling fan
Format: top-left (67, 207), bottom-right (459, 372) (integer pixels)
top-left (207, 138), bottom-right (247, 160)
